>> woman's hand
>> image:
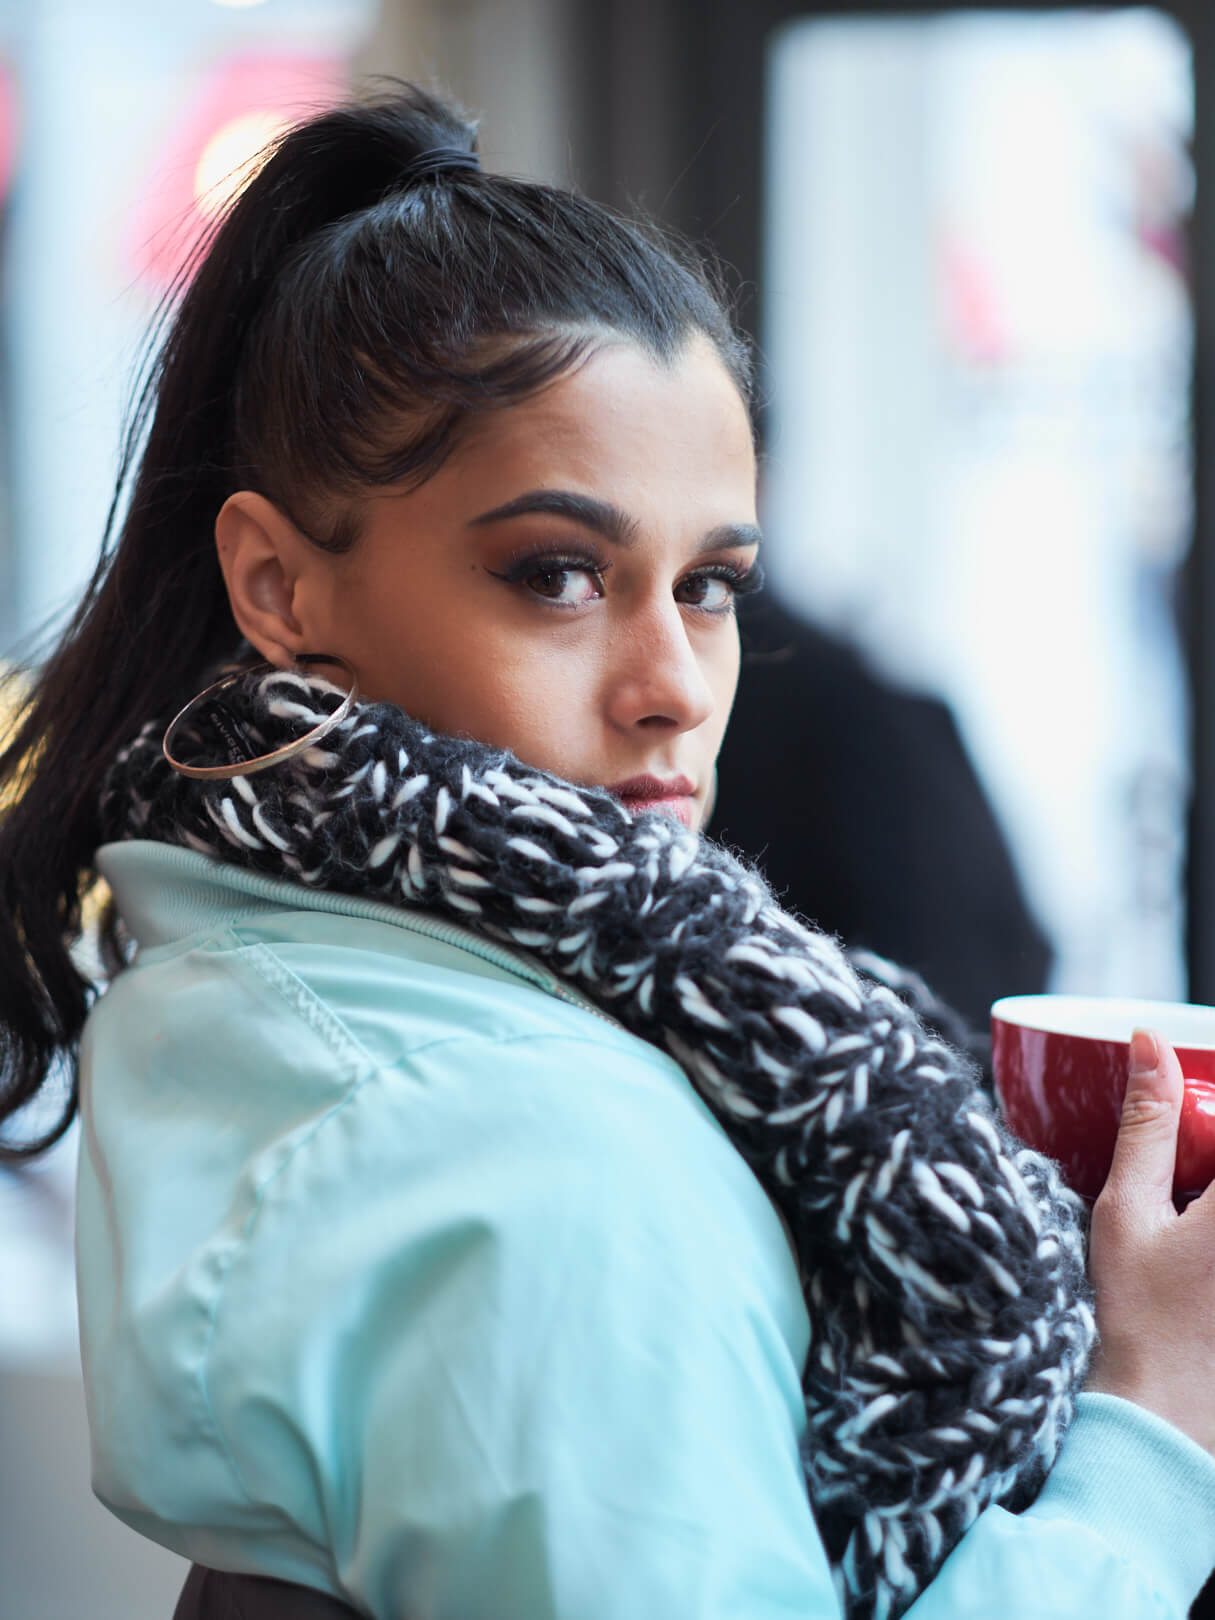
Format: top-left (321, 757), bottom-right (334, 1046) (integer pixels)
top-left (1086, 1028), bottom-right (1215, 1455)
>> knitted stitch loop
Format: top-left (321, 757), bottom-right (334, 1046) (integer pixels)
top-left (99, 669), bottom-right (1096, 1620)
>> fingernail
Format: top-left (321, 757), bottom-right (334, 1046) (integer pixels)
top-left (1129, 1028), bottom-right (1159, 1075)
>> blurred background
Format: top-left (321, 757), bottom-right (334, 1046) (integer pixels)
top-left (0, 0), bottom-right (1212, 1613)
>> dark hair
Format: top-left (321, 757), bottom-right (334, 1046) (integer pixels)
top-left (0, 81), bottom-right (752, 1155)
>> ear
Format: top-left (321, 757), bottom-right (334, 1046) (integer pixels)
top-left (215, 492), bottom-right (315, 667)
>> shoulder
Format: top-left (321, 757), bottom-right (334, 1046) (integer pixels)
top-left (80, 867), bottom-right (828, 1611)
top-left (198, 1015), bottom-right (816, 1610)
top-left (89, 845), bottom-right (673, 1083)
top-left (80, 899), bottom-right (811, 1511)
top-left (86, 983), bottom-right (814, 1609)
top-left (87, 893), bottom-right (763, 1190)
top-left (81, 869), bottom-right (795, 1289)
top-left (196, 971), bottom-right (809, 1358)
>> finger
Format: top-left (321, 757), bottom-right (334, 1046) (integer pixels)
top-left (1103, 1028), bottom-right (1184, 1213)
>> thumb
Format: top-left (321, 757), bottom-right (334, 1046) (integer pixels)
top-left (1103, 1027), bottom-right (1183, 1212)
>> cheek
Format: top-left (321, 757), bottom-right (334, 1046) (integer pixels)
top-left (317, 550), bottom-right (606, 770)
top-left (691, 632), bottom-right (741, 815)
top-left (708, 627), bottom-right (742, 730)
top-left (371, 618), bottom-right (599, 772)
top-left (463, 652), bottom-right (600, 766)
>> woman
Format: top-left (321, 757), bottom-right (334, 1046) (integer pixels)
top-left (0, 85), bottom-right (1212, 1620)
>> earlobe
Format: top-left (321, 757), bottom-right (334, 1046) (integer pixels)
top-left (215, 492), bottom-right (309, 668)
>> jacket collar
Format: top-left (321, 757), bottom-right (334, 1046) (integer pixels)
top-left (95, 839), bottom-right (614, 1022)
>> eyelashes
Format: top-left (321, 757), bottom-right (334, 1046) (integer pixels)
top-left (485, 547), bottom-right (612, 605)
top-left (485, 543), bottom-right (764, 613)
top-left (710, 560), bottom-right (765, 599)
top-left (676, 560), bottom-right (765, 613)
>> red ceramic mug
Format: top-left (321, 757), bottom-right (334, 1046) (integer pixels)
top-left (991, 994), bottom-right (1215, 1203)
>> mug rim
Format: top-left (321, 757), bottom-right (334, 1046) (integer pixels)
top-left (991, 993), bottom-right (1215, 1050)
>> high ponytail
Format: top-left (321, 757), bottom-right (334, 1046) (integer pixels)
top-left (0, 80), bottom-right (751, 1155)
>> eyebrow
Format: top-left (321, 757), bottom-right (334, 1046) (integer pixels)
top-left (468, 488), bottom-right (762, 554)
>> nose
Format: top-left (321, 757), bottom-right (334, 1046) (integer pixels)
top-left (603, 597), bottom-right (716, 735)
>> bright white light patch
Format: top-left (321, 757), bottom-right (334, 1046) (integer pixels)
top-left (194, 110), bottom-right (289, 218)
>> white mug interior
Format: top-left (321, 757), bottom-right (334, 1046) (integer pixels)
top-left (991, 994), bottom-right (1215, 1050)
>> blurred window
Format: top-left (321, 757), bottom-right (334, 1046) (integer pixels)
top-left (0, 0), bottom-right (376, 654)
top-left (764, 8), bottom-right (1194, 997)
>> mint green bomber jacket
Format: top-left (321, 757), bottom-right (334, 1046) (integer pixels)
top-left (76, 840), bottom-right (1215, 1618)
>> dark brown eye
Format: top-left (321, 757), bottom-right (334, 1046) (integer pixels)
top-left (525, 566), bottom-right (602, 605)
top-left (530, 569), bottom-right (568, 597)
top-left (676, 573), bottom-right (736, 611)
top-left (487, 551), bottom-right (610, 606)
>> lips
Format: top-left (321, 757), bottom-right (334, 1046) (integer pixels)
top-left (607, 774), bottom-right (697, 828)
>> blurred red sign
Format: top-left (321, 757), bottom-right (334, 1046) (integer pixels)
top-left (128, 51), bottom-right (348, 289)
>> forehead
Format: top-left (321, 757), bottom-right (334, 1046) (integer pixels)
top-left (447, 336), bottom-right (757, 514)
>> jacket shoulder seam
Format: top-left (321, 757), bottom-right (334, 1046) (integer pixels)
top-left (191, 1018), bottom-right (683, 1532)
top-left (227, 926), bottom-right (641, 1070)
top-left (233, 933), bottom-right (377, 1072)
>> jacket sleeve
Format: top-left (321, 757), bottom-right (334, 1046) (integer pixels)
top-left (903, 1393), bottom-right (1215, 1618)
top-left (206, 1028), bottom-right (1215, 1620)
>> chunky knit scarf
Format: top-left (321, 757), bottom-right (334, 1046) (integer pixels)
top-left (100, 668), bottom-right (1095, 1620)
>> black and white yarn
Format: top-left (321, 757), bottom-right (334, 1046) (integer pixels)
top-left (100, 669), bottom-right (1096, 1620)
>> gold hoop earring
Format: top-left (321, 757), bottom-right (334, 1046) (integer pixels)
top-left (162, 654), bottom-right (359, 781)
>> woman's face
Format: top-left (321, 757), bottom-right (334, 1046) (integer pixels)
top-left (225, 336), bottom-right (760, 831)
